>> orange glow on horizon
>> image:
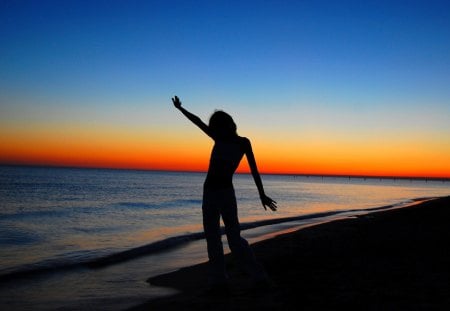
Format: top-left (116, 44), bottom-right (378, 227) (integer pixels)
top-left (1, 147), bottom-right (449, 179)
top-left (1, 121), bottom-right (449, 179)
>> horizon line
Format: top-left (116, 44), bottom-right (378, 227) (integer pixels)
top-left (2, 163), bottom-right (450, 181)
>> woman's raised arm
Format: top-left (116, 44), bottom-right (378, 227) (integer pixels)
top-left (172, 96), bottom-right (212, 138)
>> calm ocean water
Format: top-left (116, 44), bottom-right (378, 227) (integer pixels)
top-left (1, 165), bottom-right (449, 309)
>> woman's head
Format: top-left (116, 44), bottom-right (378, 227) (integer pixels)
top-left (209, 110), bottom-right (237, 139)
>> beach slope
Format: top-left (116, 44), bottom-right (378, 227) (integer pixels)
top-left (131, 196), bottom-right (450, 310)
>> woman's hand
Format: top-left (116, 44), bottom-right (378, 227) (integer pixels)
top-left (172, 96), bottom-right (182, 109)
top-left (261, 195), bottom-right (277, 211)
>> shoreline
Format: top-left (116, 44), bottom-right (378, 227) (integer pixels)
top-left (131, 196), bottom-right (450, 310)
top-left (0, 197), bottom-right (426, 282)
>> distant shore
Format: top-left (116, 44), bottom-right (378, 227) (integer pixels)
top-left (2, 165), bottom-right (449, 182)
top-left (131, 196), bottom-right (450, 310)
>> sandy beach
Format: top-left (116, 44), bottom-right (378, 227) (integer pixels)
top-left (131, 196), bottom-right (450, 310)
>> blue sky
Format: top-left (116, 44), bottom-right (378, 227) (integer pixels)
top-left (2, 0), bottom-right (449, 103)
top-left (1, 0), bottom-right (450, 175)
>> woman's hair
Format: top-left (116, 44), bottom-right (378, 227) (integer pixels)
top-left (209, 110), bottom-right (237, 139)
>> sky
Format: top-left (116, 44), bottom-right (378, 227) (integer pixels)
top-left (1, 0), bottom-right (450, 177)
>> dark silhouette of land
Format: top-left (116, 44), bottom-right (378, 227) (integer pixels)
top-left (130, 196), bottom-right (450, 310)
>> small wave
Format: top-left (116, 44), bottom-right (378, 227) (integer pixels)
top-left (87, 232), bottom-right (205, 268)
top-left (354, 197), bottom-right (436, 213)
top-left (0, 209), bottom-right (67, 221)
top-left (115, 202), bottom-right (156, 209)
top-left (0, 228), bottom-right (42, 246)
top-left (0, 250), bottom-right (103, 283)
top-left (0, 233), bottom-right (206, 283)
top-left (115, 199), bottom-right (202, 209)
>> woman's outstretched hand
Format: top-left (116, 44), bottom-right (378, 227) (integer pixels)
top-left (172, 96), bottom-right (182, 109)
top-left (261, 195), bottom-right (277, 211)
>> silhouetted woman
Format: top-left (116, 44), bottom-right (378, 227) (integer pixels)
top-left (172, 96), bottom-right (277, 292)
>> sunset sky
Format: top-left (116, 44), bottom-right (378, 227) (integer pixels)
top-left (1, 0), bottom-right (450, 177)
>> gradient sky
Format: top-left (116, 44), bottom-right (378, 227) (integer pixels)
top-left (1, 0), bottom-right (450, 177)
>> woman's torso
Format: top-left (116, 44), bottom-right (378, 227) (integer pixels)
top-left (204, 136), bottom-right (246, 190)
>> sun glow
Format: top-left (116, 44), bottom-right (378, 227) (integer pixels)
top-left (2, 118), bottom-right (449, 178)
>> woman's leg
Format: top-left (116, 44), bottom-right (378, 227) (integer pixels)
top-left (220, 188), bottom-right (267, 280)
top-left (202, 190), bottom-right (227, 284)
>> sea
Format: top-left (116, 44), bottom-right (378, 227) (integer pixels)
top-left (0, 165), bottom-right (449, 310)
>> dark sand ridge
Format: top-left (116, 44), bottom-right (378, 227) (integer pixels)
top-left (130, 196), bottom-right (450, 310)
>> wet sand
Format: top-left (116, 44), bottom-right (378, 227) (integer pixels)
top-left (130, 196), bottom-right (450, 310)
